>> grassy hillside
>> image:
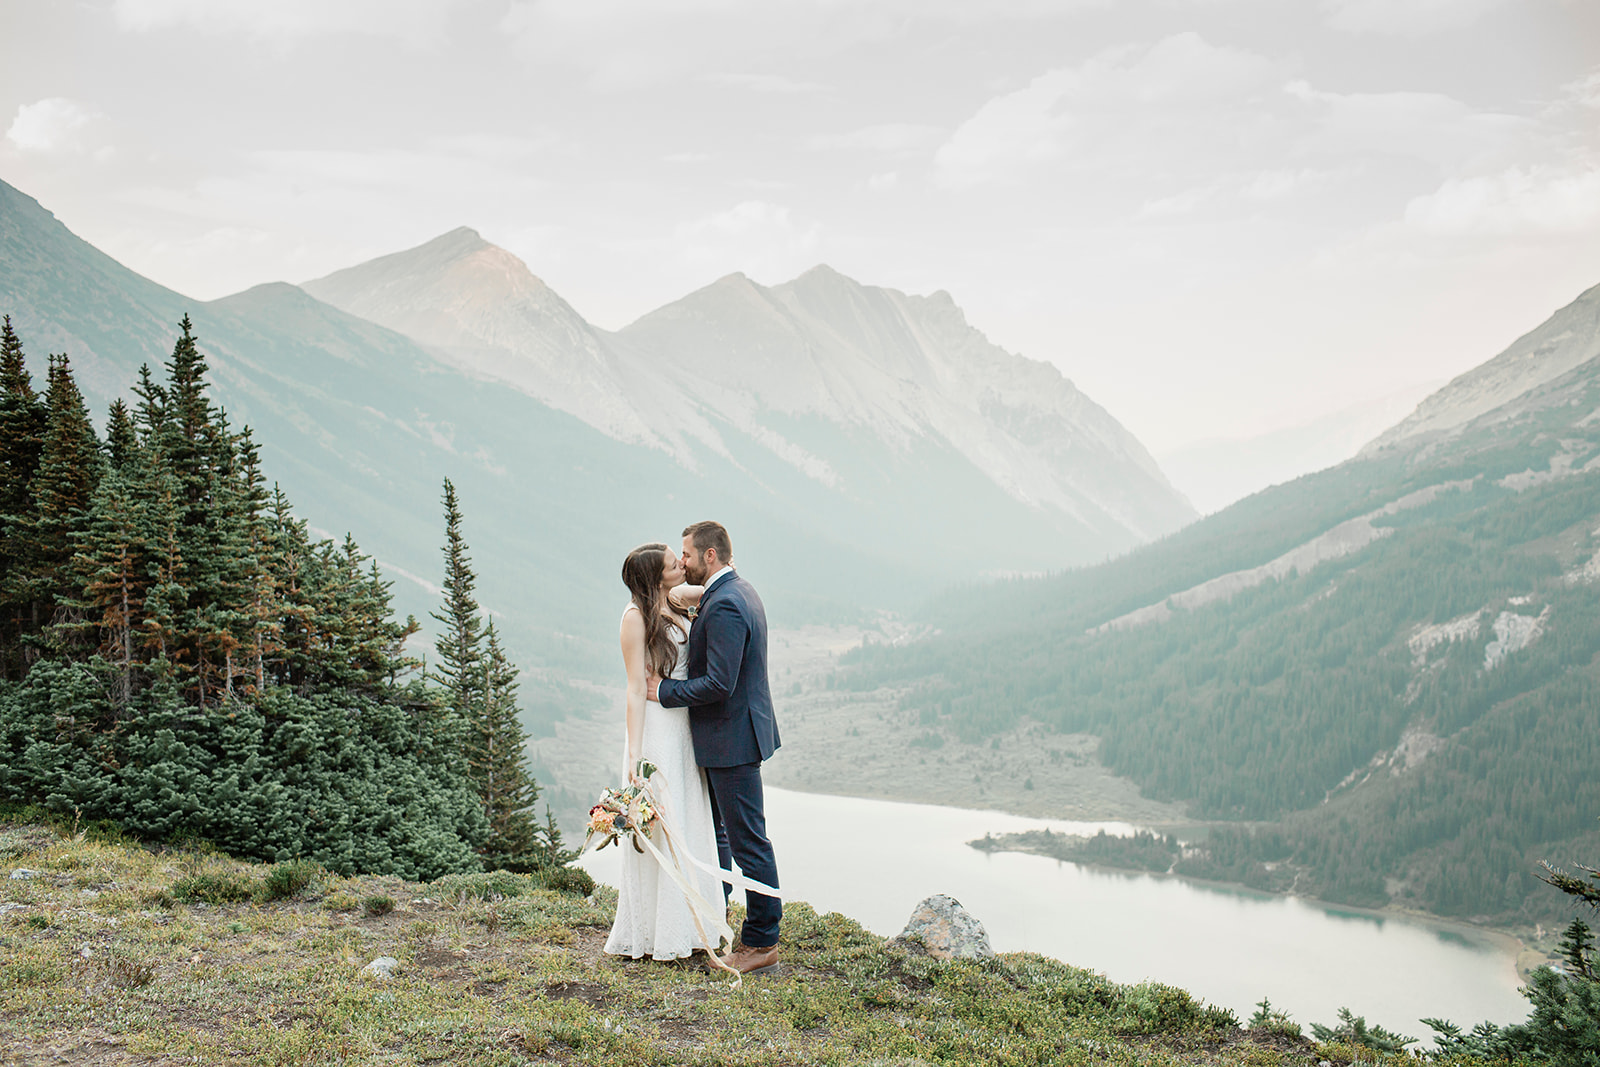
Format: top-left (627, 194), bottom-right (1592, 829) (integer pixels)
top-left (0, 817), bottom-right (1473, 1067)
top-left (839, 352), bottom-right (1600, 922)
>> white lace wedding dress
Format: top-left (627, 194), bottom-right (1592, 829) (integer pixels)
top-left (604, 606), bottom-right (723, 960)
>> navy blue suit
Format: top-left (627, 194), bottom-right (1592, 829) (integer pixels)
top-left (657, 569), bottom-right (782, 946)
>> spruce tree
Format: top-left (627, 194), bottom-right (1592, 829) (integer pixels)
top-left (233, 429), bottom-right (280, 692)
top-left (429, 478), bottom-right (483, 743)
top-left (0, 318), bottom-right (45, 678)
top-left (103, 399), bottom-right (138, 472)
top-left (131, 363), bottom-right (167, 440)
top-left (477, 622), bottom-right (543, 870)
top-left (26, 353), bottom-right (103, 648)
top-left (135, 458), bottom-right (185, 673)
top-left (266, 486), bottom-right (317, 693)
top-left (68, 469), bottom-right (148, 706)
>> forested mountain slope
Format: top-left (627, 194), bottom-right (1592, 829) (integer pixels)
top-left (842, 286), bottom-right (1600, 922)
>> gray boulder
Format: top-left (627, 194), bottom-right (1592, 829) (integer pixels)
top-left (361, 956), bottom-right (400, 980)
top-left (893, 894), bottom-right (994, 960)
top-left (9, 868), bottom-right (40, 880)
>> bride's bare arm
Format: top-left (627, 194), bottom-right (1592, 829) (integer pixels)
top-left (667, 584), bottom-right (704, 610)
top-left (620, 610), bottom-right (649, 780)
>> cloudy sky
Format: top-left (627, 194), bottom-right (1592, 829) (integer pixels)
top-left (3, 0), bottom-right (1598, 455)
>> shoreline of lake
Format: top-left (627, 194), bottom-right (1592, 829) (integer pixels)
top-left (583, 786), bottom-right (1533, 1034)
top-left (774, 780), bottom-right (1545, 980)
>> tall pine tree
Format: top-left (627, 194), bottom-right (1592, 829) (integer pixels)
top-left (68, 468), bottom-right (148, 706)
top-left (26, 353), bottom-right (103, 651)
top-left (430, 478), bottom-right (483, 744)
top-left (478, 622), bottom-right (543, 870)
top-left (0, 318), bottom-right (45, 678)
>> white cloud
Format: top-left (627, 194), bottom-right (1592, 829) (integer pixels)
top-left (5, 98), bottom-right (104, 156)
top-left (1404, 164), bottom-right (1600, 235)
top-left (702, 72), bottom-right (828, 94)
top-left (1565, 70), bottom-right (1600, 110)
top-left (1321, 0), bottom-right (1510, 35)
top-left (499, 0), bottom-right (1102, 88)
top-left (934, 33), bottom-right (1278, 189)
top-left (1138, 186), bottom-right (1211, 218)
top-left (1285, 80), bottom-right (1529, 171)
top-left (673, 200), bottom-right (822, 279)
top-left (866, 171), bottom-right (899, 191)
top-left (111, 0), bottom-right (462, 44)
top-left (808, 123), bottom-right (943, 153)
top-left (1241, 168), bottom-right (1322, 199)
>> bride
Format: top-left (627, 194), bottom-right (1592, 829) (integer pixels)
top-left (604, 542), bottom-right (723, 961)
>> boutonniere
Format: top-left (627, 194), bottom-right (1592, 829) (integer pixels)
top-left (686, 605), bottom-right (698, 620)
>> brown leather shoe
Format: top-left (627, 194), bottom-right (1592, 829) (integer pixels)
top-left (720, 943), bottom-right (780, 976)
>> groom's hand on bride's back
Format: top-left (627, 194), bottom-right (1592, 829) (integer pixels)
top-left (646, 674), bottom-right (661, 702)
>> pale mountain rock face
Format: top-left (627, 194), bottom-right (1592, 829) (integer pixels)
top-left (1364, 281), bottom-right (1600, 453)
top-left (619, 265), bottom-right (1194, 542)
top-left (303, 228), bottom-right (682, 450)
top-left (308, 233), bottom-right (1195, 546)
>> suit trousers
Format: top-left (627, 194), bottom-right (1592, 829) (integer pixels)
top-left (703, 762), bottom-right (782, 949)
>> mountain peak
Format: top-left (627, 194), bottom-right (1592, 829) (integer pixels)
top-left (404, 225), bottom-right (490, 261)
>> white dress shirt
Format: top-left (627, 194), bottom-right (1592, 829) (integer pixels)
top-left (703, 565), bottom-right (735, 593)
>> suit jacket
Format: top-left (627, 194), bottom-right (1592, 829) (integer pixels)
top-left (656, 570), bottom-right (780, 768)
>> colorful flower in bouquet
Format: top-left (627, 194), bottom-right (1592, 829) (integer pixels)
top-left (584, 761), bottom-right (662, 853)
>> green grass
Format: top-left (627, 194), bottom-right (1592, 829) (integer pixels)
top-left (0, 821), bottom-right (1494, 1066)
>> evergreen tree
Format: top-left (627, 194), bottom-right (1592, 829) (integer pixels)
top-left (67, 468), bottom-right (148, 706)
top-left (25, 353), bottom-right (103, 648)
top-left (0, 316), bottom-right (523, 886)
top-left (0, 317), bottom-right (45, 678)
top-left (233, 429), bottom-right (280, 692)
top-left (103, 399), bottom-right (138, 471)
top-left (477, 622), bottom-right (543, 870)
top-left (131, 363), bottom-right (167, 440)
top-left (135, 458), bottom-right (185, 672)
top-left (266, 486), bottom-right (318, 693)
top-left (429, 478), bottom-right (483, 744)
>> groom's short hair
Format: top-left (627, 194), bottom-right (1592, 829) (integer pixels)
top-left (684, 520), bottom-right (732, 563)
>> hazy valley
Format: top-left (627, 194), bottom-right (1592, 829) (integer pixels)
top-left (4, 171), bottom-right (1599, 939)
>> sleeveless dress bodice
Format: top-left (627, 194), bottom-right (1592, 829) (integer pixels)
top-left (605, 606), bottom-right (721, 960)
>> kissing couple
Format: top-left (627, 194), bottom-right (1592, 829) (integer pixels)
top-left (603, 520), bottom-right (783, 976)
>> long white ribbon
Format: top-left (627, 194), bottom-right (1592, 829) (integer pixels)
top-left (587, 768), bottom-right (783, 985)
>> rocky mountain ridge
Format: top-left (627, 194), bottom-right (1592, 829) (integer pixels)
top-left (304, 229), bottom-right (1195, 547)
top-left (1364, 280), bottom-right (1600, 453)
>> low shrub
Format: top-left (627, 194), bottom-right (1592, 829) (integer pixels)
top-left (363, 894), bottom-right (395, 917)
top-left (258, 860), bottom-right (318, 902)
top-left (1113, 980), bottom-right (1203, 1035)
top-left (173, 871), bottom-right (255, 904)
top-left (536, 865), bottom-right (596, 897)
top-left (430, 870), bottom-right (531, 901)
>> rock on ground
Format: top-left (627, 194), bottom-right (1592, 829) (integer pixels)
top-left (893, 894), bottom-right (994, 960)
top-left (362, 956), bottom-right (400, 980)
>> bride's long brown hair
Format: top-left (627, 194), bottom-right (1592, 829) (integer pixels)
top-left (621, 543), bottom-right (686, 680)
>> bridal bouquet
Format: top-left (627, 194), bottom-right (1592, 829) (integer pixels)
top-left (585, 760), bottom-right (660, 853)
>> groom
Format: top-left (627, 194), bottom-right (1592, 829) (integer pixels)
top-left (648, 520), bottom-right (783, 975)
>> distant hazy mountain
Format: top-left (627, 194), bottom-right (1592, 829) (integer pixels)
top-left (848, 282), bottom-right (1600, 922)
top-left (615, 265), bottom-right (1194, 543)
top-left (305, 230), bottom-right (1195, 552)
top-left (1, 178), bottom-right (1191, 703)
top-left (1364, 280), bottom-right (1600, 452)
top-left (1158, 382), bottom-right (1441, 516)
